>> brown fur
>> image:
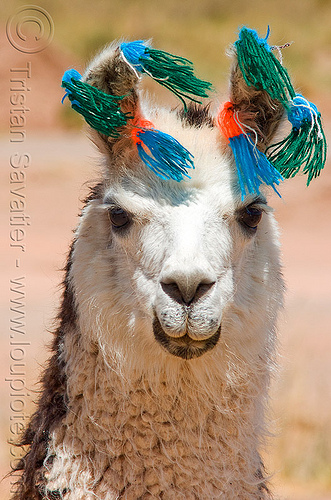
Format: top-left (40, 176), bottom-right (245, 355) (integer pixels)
top-left (230, 61), bottom-right (284, 150)
top-left (9, 244), bottom-right (75, 499)
top-left (178, 102), bottom-right (215, 129)
top-left (11, 181), bottom-right (106, 498)
top-left (85, 47), bottom-right (138, 99)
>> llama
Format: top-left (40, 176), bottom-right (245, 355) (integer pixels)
top-left (11, 32), bottom-right (324, 499)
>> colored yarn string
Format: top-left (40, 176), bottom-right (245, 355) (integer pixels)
top-left (61, 69), bottom-right (132, 138)
top-left (120, 40), bottom-right (212, 110)
top-left (235, 27), bottom-right (295, 108)
top-left (218, 102), bottom-right (283, 199)
top-left (235, 28), bottom-right (327, 184)
top-left (266, 94), bottom-right (327, 185)
top-left (131, 119), bottom-right (194, 182)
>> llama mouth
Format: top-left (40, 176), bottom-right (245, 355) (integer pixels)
top-left (153, 317), bottom-right (221, 360)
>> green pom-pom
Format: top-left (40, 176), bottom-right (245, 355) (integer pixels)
top-left (235, 27), bottom-right (295, 108)
top-left (267, 114), bottom-right (327, 185)
top-left (121, 41), bottom-right (212, 110)
top-left (142, 47), bottom-right (212, 105)
top-left (62, 70), bottom-right (132, 137)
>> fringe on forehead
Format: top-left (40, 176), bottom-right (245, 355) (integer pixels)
top-left (178, 102), bottom-right (215, 129)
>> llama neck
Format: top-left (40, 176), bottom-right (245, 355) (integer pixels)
top-left (44, 326), bottom-right (271, 499)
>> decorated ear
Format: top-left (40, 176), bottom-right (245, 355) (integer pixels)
top-left (217, 41), bottom-right (284, 199)
top-left (61, 43), bottom-right (139, 145)
top-left (61, 40), bottom-right (212, 181)
top-left (217, 27), bottom-right (327, 199)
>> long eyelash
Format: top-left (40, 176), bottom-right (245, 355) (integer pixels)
top-left (252, 196), bottom-right (266, 204)
top-left (246, 198), bottom-right (272, 214)
top-left (100, 203), bottom-right (119, 210)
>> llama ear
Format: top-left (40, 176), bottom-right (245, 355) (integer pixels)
top-left (225, 27), bottom-right (327, 188)
top-left (83, 42), bottom-right (140, 120)
top-left (62, 39), bottom-right (213, 146)
top-left (228, 58), bottom-right (284, 150)
top-left (216, 52), bottom-right (285, 199)
top-left (218, 27), bottom-right (327, 199)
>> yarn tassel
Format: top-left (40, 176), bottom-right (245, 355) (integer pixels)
top-left (235, 28), bottom-right (327, 185)
top-left (266, 94), bottom-right (327, 184)
top-left (120, 40), bottom-right (212, 109)
top-left (61, 69), bottom-right (132, 138)
top-left (131, 119), bottom-right (194, 181)
top-left (218, 102), bottom-right (283, 199)
top-left (235, 27), bottom-right (295, 108)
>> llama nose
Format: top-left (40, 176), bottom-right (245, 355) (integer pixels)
top-left (160, 269), bottom-right (216, 305)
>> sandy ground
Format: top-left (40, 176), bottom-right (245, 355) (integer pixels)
top-left (0, 131), bottom-right (330, 500)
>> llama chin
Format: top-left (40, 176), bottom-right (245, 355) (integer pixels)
top-left (152, 316), bottom-right (222, 360)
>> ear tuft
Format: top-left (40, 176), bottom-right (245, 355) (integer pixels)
top-left (83, 42), bottom-right (140, 117)
top-left (217, 101), bottom-right (283, 199)
top-left (235, 27), bottom-right (295, 107)
top-left (61, 40), bottom-right (204, 182)
top-left (229, 61), bottom-right (284, 149)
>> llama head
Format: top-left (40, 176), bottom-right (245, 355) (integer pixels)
top-left (67, 39), bottom-right (286, 382)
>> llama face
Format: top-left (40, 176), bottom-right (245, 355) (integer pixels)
top-left (62, 41), bottom-right (286, 372)
top-left (70, 106), bottom-right (282, 368)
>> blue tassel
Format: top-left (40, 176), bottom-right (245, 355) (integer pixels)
top-left (62, 68), bottom-right (83, 86)
top-left (238, 25), bottom-right (271, 51)
top-left (229, 134), bottom-right (283, 199)
top-left (133, 127), bottom-right (194, 182)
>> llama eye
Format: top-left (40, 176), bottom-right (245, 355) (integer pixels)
top-left (108, 207), bottom-right (130, 229)
top-left (239, 206), bottom-right (263, 231)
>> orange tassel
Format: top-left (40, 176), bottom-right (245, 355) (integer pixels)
top-left (217, 101), bottom-right (243, 139)
top-left (131, 118), bottom-right (154, 144)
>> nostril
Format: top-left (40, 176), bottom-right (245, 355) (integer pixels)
top-left (195, 281), bottom-right (215, 299)
top-left (161, 279), bottom-right (216, 306)
top-left (161, 282), bottom-right (184, 304)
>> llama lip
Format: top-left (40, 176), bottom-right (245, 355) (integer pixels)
top-left (153, 317), bottom-right (221, 360)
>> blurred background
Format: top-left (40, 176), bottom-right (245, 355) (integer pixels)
top-left (0, 1), bottom-right (330, 498)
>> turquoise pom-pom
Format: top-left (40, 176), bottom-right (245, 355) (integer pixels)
top-left (62, 69), bottom-right (82, 85)
top-left (287, 94), bottom-right (318, 129)
top-left (238, 25), bottom-right (271, 52)
top-left (120, 40), bottom-right (148, 72)
top-left (61, 69), bottom-right (83, 106)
